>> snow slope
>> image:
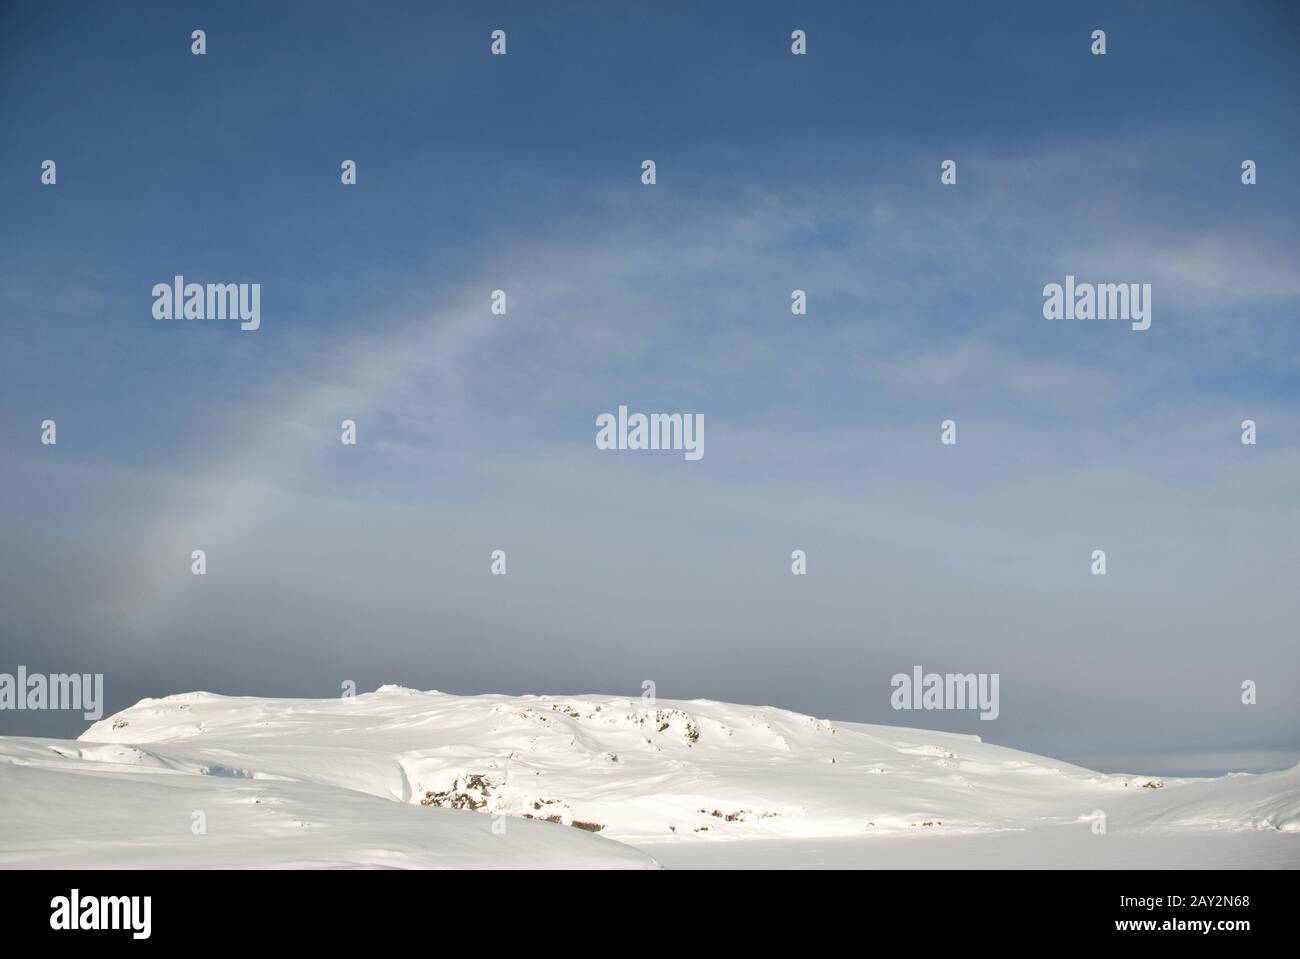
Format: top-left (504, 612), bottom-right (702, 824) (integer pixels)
top-left (2, 686), bottom-right (1297, 868)
top-left (0, 734), bottom-right (656, 870)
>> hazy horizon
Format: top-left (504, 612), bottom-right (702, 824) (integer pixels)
top-left (2, 1), bottom-right (1298, 777)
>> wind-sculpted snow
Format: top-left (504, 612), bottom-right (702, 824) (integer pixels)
top-left (2, 687), bottom-right (1297, 868)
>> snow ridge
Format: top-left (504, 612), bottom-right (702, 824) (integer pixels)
top-left (2, 687), bottom-right (1296, 868)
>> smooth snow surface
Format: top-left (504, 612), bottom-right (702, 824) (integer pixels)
top-left (2, 687), bottom-right (1296, 868)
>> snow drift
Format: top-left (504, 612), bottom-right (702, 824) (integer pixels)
top-left (2, 687), bottom-right (1297, 868)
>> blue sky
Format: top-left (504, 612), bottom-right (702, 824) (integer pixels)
top-left (1, 1), bottom-right (1298, 774)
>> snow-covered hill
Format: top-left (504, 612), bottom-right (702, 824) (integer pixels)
top-left (2, 686), bottom-right (1297, 868)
